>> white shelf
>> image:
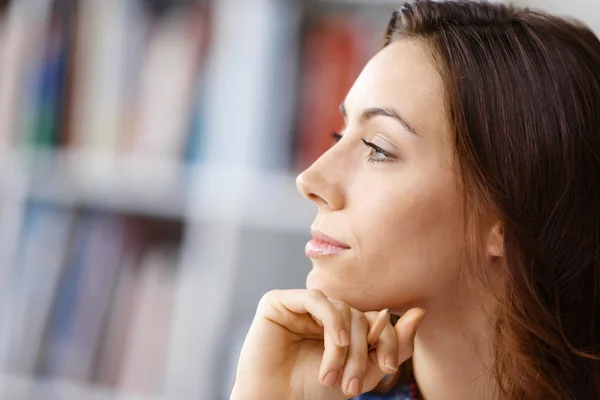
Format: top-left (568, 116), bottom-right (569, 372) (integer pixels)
top-left (0, 149), bottom-right (315, 232)
top-left (0, 148), bottom-right (188, 220)
top-left (188, 163), bottom-right (315, 233)
top-left (0, 373), bottom-right (171, 400)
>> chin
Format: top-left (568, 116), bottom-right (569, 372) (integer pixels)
top-left (306, 267), bottom-right (416, 313)
top-left (306, 268), bottom-right (345, 298)
top-left (305, 268), bottom-right (369, 311)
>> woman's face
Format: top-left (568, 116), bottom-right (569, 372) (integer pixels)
top-left (296, 38), bottom-right (465, 312)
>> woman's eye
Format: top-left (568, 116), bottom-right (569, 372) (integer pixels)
top-left (361, 138), bottom-right (395, 163)
top-left (368, 147), bottom-right (388, 161)
top-left (329, 133), bottom-right (397, 163)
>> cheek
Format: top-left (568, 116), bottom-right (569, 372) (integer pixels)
top-left (352, 171), bottom-right (464, 299)
top-left (305, 169), bottom-right (465, 312)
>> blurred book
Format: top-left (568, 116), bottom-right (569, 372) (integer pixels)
top-left (184, 74), bottom-right (208, 163)
top-left (52, 213), bottom-right (127, 381)
top-left (38, 211), bottom-right (105, 378)
top-left (19, 4), bottom-right (70, 149)
top-left (201, 1), bottom-right (300, 170)
top-left (183, 2), bottom-right (213, 163)
top-left (0, 0), bottom-right (10, 14)
top-left (117, 245), bottom-right (178, 395)
top-left (123, 3), bottom-right (208, 160)
top-left (67, 0), bottom-right (210, 161)
top-left (0, 201), bottom-right (73, 376)
top-left (258, 0), bottom-right (301, 171)
top-left (294, 16), bottom-right (370, 171)
top-left (67, 0), bottom-right (130, 152)
top-left (33, 212), bottom-right (183, 390)
top-left (91, 227), bottom-right (143, 386)
top-left (0, 0), bottom-right (53, 154)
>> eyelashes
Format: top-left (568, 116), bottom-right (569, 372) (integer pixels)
top-left (361, 138), bottom-right (395, 163)
top-left (330, 131), bottom-right (397, 163)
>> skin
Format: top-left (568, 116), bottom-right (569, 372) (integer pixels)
top-left (232, 38), bottom-right (503, 399)
top-left (301, 38), bottom-right (462, 314)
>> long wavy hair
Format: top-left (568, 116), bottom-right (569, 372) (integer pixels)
top-left (374, 1), bottom-right (600, 398)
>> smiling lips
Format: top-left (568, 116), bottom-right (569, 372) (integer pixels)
top-left (305, 229), bottom-right (350, 258)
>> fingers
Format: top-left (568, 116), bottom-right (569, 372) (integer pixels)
top-left (366, 309), bottom-right (390, 351)
top-left (393, 308), bottom-right (425, 362)
top-left (259, 289), bottom-right (351, 347)
top-left (373, 322), bottom-right (400, 374)
top-left (341, 309), bottom-right (370, 397)
top-left (319, 302), bottom-right (351, 387)
top-left (361, 307), bottom-right (425, 393)
top-left (319, 330), bottom-right (346, 387)
top-left (255, 289), bottom-right (425, 399)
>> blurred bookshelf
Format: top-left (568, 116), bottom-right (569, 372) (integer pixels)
top-left (0, 0), bottom-right (395, 399)
top-left (0, 148), bottom-right (314, 231)
top-left (2, 0), bottom-right (586, 398)
top-left (0, 148), bottom-right (187, 219)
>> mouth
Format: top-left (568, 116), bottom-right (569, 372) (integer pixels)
top-left (305, 228), bottom-right (351, 258)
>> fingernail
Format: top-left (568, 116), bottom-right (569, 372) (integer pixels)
top-left (323, 370), bottom-right (339, 387)
top-left (385, 356), bottom-right (398, 372)
top-left (338, 329), bottom-right (350, 346)
top-left (348, 377), bottom-right (362, 396)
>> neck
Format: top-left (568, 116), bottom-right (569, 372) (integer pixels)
top-left (404, 293), bottom-right (497, 400)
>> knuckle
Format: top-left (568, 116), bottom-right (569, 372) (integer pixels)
top-left (257, 290), bottom-right (281, 311)
top-left (307, 290), bottom-right (341, 321)
top-left (363, 311), bottom-right (380, 324)
top-left (352, 309), bottom-right (369, 329)
top-left (381, 325), bottom-right (396, 341)
top-left (332, 301), bottom-right (351, 319)
top-left (306, 288), bottom-right (326, 303)
top-left (338, 301), bottom-right (352, 314)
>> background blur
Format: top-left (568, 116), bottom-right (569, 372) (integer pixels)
top-left (0, 0), bottom-right (597, 399)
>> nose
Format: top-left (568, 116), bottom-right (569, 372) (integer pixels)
top-left (296, 151), bottom-right (345, 211)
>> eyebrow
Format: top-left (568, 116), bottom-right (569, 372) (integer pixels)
top-left (339, 103), bottom-right (418, 136)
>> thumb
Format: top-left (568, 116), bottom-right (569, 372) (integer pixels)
top-left (394, 308), bottom-right (425, 363)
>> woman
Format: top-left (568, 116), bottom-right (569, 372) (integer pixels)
top-left (231, 1), bottom-right (600, 399)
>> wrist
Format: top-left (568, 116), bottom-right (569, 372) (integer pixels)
top-left (230, 383), bottom-right (288, 400)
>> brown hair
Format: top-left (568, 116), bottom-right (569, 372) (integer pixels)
top-left (375, 1), bottom-right (600, 398)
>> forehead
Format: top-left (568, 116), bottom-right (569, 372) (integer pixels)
top-left (345, 38), bottom-right (448, 138)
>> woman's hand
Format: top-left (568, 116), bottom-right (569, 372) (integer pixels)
top-left (230, 289), bottom-right (425, 400)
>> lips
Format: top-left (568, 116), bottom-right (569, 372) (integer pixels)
top-left (305, 228), bottom-right (350, 258)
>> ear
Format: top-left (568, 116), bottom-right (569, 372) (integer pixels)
top-left (486, 221), bottom-right (505, 258)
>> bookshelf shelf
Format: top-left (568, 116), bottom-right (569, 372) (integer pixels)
top-left (0, 149), bottom-right (314, 231)
top-left (1, 148), bottom-right (189, 220)
top-left (188, 164), bottom-right (314, 232)
top-left (0, 0), bottom-right (384, 398)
